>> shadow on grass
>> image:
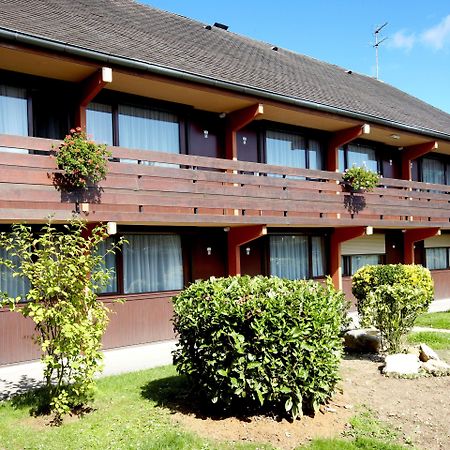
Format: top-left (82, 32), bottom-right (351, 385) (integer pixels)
top-left (4, 380), bottom-right (93, 425)
top-left (8, 384), bottom-right (53, 416)
top-left (140, 375), bottom-right (254, 421)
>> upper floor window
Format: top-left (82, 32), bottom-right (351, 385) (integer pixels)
top-left (265, 130), bottom-right (323, 170)
top-left (269, 234), bottom-right (325, 280)
top-left (339, 143), bottom-right (378, 172)
top-left (421, 157), bottom-right (450, 186)
top-left (86, 102), bottom-right (113, 145)
top-left (86, 102), bottom-right (180, 160)
top-left (0, 85), bottom-right (29, 154)
top-left (118, 105), bottom-right (179, 154)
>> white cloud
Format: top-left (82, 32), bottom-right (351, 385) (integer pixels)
top-left (421, 15), bottom-right (450, 50)
top-left (389, 30), bottom-right (416, 51)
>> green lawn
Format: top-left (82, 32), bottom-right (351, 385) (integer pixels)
top-left (415, 311), bottom-right (450, 330)
top-left (407, 331), bottom-right (450, 350)
top-left (0, 366), bottom-right (409, 450)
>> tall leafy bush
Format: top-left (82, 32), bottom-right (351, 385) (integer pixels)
top-left (0, 220), bottom-right (123, 422)
top-left (352, 264), bottom-right (434, 353)
top-left (173, 276), bottom-right (347, 419)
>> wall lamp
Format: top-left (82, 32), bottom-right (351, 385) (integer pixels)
top-left (206, 246), bottom-right (212, 256)
top-left (245, 247), bottom-right (251, 256)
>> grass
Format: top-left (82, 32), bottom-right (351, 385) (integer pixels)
top-left (0, 365), bottom-right (266, 450)
top-left (305, 409), bottom-right (411, 450)
top-left (0, 366), bottom-right (411, 450)
top-left (414, 311), bottom-right (450, 330)
top-left (407, 331), bottom-right (450, 350)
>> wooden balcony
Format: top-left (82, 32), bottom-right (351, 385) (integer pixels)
top-left (1, 134), bottom-right (450, 229)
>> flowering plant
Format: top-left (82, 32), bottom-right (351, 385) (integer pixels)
top-left (55, 127), bottom-right (111, 188)
top-left (342, 165), bottom-right (379, 192)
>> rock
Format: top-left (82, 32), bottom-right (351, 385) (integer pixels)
top-left (422, 359), bottom-right (450, 375)
top-left (419, 343), bottom-right (440, 362)
top-left (383, 354), bottom-right (421, 376)
top-left (406, 345), bottom-right (421, 358)
top-left (344, 329), bottom-right (381, 353)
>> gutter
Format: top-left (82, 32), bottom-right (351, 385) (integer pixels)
top-left (1, 26), bottom-right (450, 142)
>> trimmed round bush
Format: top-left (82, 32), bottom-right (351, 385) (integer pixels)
top-left (352, 264), bottom-right (434, 353)
top-left (172, 275), bottom-right (347, 419)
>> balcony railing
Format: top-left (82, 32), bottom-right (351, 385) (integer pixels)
top-left (1, 134), bottom-right (450, 228)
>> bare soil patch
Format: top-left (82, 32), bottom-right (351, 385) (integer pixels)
top-left (172, 356), bottom-right (450, 449)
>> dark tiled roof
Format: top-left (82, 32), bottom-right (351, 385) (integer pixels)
top-left (1, 0), bottom-right (450, 137)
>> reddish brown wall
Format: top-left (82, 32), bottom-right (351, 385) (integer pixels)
top-left (0, 307), bottom-right (39, 365)
top-left (102, 292), bottom-right (176, 349)
top-left (0, 292), bottom-right (177, 366)
top-left (430, 270), bottom-right (450, 300)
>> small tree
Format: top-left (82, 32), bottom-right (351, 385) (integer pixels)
top-left (0, 220), bottom-right (123, 422)
top-left (352, 264), bottom-right (433, 354)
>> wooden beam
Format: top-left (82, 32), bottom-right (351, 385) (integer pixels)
top-left (225, 104), bottom-right (264, 160)
top-left (75, 67), bottom-right (112, 131)
top-left (327, 124), bottom-right (371, 172)
top-left (403, 228), bottom-right (440, 264)
top-left (400, 141), bottom-right (438, 181)
top-left (227, 225), bottom-right (267, 275)
top-left (330, 226), bottom-right (368, 290)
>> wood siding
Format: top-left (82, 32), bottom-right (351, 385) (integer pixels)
top-left (2, 134), bottom-right (450, 228)
top-left (0, 291), bottom-right (177, 365)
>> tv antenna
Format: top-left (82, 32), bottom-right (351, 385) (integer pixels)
top-left (373, 22), bottom-right (388, 80)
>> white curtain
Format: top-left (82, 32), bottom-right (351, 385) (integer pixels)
top-left (123, 234), bottom-right (183, 293)
top-left (308, 139), bottom-right (323, 170)
top-left (311, 236), bottom-right (325, 277)
top-left (94, 238), bottom-right (117, 293)
top-left (118, 105), bottom-right (179, 153)
top-left (87, 102), bottom-right (113, 145)
top-left (347, 144), bottom-right (377, 172)
top-left (422, 158), bottom-right (445, 185)
top-left (425, 248), bottom-right (447, 270)
top-left (270, 235), bottom-right (309, 280)
top-left (0, 85), bottom-right (28, 154)
top-left (0, 248), bottom-right (29, 299)
top-left (266, 130), bottom-right (306, 169)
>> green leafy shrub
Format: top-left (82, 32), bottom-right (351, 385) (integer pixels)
top-left (55, 127), bottom-right (111, 188)
top-left (352, 264), bottom-right (433, 353)
top-left (0, 220), bottom-right (124, 422)
top-left (172, 275), bottom-right (347, 419)
top-left (342, 166), bottom-right (379, 192)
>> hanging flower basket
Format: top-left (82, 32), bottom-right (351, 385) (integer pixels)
top-left (55, 128), bottom-right (112, 189)
top-left (342, 166), bottom-right (379, 193)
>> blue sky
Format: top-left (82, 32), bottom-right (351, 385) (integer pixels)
top-left (143, 1), bottom-right (450, 114)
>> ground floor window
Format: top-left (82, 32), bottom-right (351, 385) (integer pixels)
top-left (342, 254), bottom-right (383, 276)
top-left (95, 237), bottom-right (118, 294)
top-left (269, 235), bottom-right (325, 280)
top-left (425, 247), bottom-right (450, 270)
top-left (0, 248), bottom-right (29, 299)
top-left (123, 234), bottom-right (183, 294)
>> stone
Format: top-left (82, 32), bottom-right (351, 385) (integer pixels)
top-left (422, 359), bottom-right (450, 375)
top-left (419, 343), bottom-right (441, 362)
top-left (344, 328), bottom-right (381, 353)
top-left (383, 354), bottom-right (421, 376)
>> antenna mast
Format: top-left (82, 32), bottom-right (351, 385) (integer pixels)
top-left (373, 22), bottom-right (388, 80)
